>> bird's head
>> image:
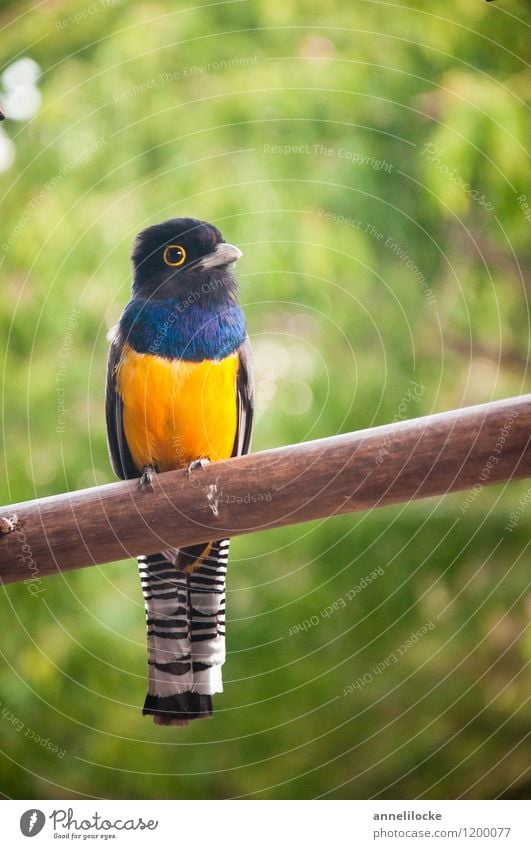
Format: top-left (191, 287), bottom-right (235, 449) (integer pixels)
top-left (130, 217), bottom-right (242, 302)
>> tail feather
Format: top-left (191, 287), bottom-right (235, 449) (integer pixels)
top-left (143, 692), bottom-right (213, 725)
top-left (189, 540), bottom-right (228, 694)
top-left (138, 541), bottom-right (229, 725)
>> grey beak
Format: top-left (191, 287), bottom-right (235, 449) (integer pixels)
top-left (197, 242), bottom-right (242, 270)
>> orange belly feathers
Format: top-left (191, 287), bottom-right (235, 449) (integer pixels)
top-left (116, 343), bottom-right (239, 473)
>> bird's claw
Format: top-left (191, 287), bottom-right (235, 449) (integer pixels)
top-left (139, 465), bottom-right (155, 492)
top-left (187, 458), bottom-right (210, 476)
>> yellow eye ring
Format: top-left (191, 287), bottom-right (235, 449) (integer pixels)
top-left (163, 244), bottom-right (186, 267)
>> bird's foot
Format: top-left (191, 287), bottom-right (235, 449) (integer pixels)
top-left (186, 457), bottom-right (210, 476)
top-left (139, 464), bottom-right (156, 492)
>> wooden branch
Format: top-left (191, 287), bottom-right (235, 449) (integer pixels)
top-left (1, 395), bottom-right (530, 587)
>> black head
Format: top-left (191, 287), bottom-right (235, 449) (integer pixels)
top-left (130, 217), bottom-right (242, 301)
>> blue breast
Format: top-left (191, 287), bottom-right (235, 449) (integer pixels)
top-left (119, 297), bottom-right (246, 361)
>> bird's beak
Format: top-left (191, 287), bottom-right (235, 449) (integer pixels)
top-left (196, 242), bottom-right (242, 270)
top-left (0, 102), bottom-right (5, 121)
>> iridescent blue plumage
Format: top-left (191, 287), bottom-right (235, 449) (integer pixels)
top-left (119, 296), bottom-right (246, 362)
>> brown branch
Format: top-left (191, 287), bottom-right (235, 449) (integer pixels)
top-left (1, 395), bottom-right (530, 587)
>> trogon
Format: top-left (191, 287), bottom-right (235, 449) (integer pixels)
top-left (105, 217), bottom-right (254, 726)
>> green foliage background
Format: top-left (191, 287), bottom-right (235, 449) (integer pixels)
top-left (0, 0), bottom-right (529, 800)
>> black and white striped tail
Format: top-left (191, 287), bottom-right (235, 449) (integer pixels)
top-left (138, 540), bottom-right (229, 725)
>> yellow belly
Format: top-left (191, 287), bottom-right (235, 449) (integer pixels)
top-left (116, 343), bottom-right (239, 473)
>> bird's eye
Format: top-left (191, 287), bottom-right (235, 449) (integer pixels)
top-left (163, 244), bottom-right (186, 267)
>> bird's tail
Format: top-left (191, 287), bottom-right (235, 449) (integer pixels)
top-left (138, 539), bottom-right (228, 726)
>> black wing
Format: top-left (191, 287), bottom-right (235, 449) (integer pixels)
top-left (232, 335), bottom-right (254, 457)
top-left (105, 328), bottom-right (139, 480)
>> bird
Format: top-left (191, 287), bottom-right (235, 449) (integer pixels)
top-left (105, 217), bottom-right (254, 726)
